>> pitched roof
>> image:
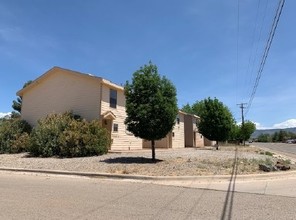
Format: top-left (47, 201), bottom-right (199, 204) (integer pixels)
top-left (178, 110), bottom-right (200, 119)
top-left (17, 66), bottom-right (124, 96)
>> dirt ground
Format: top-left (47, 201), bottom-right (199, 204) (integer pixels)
top-left (0, 146), bottom-right (294, 176)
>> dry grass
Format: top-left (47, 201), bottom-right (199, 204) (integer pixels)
top-left (0, 146), bottom-right (294, 176)
top-left (105, 146), bottom-right (295, 176)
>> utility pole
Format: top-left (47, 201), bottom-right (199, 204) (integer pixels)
top-left (237, 103), bottom-right (247, 145)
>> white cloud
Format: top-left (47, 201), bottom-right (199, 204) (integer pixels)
top-left (0, 112), bottom-right (11, 118)
top-left (254, 119), bottom-right (296, 130)
top-left (252, 122), bottom-right (269, 130)
top-left (272, 119), bottom-right (296, 129)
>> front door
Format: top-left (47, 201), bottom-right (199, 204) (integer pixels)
top-left (102, 119), bottom-right (113, 149)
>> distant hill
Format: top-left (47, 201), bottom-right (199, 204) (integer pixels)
top-left (252, 127), bottom-right (296, 138)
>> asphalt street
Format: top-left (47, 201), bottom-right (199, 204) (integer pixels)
top-left (1, 172), bottom-right (296, 220)
top-left (252, 142), bottom-right (296, 159)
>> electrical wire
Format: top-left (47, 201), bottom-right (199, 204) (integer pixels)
top-left (243, 0), bottom-right (264, 99)
top-left (245, 0), bottom-right (285, 116)
top-left (235, 0), bottom-right (240, 120)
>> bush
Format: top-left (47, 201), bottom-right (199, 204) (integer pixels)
top-left (29, 112), bottom-right (110, 157)
top-left (0, 118), bottom-right (32, 153)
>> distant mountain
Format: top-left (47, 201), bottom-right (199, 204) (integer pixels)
top-left (252, 127), bottom-right (296, 138)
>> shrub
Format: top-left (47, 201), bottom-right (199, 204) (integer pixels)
top-left (0, 118), bottom-right (32, 153)
top-left (29, 112), bottom-right (110, 157)
top-left (29, 112), bottom-right (73, 156)
top-left (265, 151), bottom-right (274, 156)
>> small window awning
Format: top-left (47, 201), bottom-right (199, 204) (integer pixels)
top-left (101, 111), bottom-right (116, 120)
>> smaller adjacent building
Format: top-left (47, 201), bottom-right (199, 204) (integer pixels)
top-left (143, 111), bottom-right (204, 149)
top-left (17, 66), bottom-right (206, 150)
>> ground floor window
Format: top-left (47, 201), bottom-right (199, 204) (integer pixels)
top-left (113, 123), bottom-right (118, 132)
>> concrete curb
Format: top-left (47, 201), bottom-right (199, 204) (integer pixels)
top-left (1, 167), bottom-right (296, 182)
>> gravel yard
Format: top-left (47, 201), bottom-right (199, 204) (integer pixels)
top-left (0, 146), bottom-right (293, 176)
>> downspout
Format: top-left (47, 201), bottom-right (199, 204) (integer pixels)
top-left (99, 78), bottom-right (103, 119)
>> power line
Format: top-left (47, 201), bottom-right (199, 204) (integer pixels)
top-left (235, 0), bottom-right (240, 119)
top-left (245, 0), bottom-right (285, 116)
top-left (243, 0), bottom-right (266, 99)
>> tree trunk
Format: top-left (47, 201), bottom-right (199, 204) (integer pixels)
top-left (216, 141), bottom-right (219, 150)
top-left (151, 140), bottom-right (156, 161)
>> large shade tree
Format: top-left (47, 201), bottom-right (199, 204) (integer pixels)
top-left (183, 97), bottom-right (235, 149)
top-left (124, 62), bottom-right (178, 161)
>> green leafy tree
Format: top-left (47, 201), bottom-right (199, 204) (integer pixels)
top-left (278, 130), bottom-right (288, 142)
top-left (271, 130), bottom-right (296, 142)
top-left (229, 123), bottom-right (241, 143)
top-left (194, 97), bottom-right (235, 149)
top-left (11, 80), bottom-right (32, 118)
top-left (181, 103), bottom-right (193, 114)
top-left (182, 102), bottom-right (204, 117)
top-left (191, 101), bottom-right (204, 116)
top-left (272, 131), bottom-right (279, 142)
top-left (288, 132), bottom-right (296, 139)
top-left (124, 62), bottom-right (178, 161)
top-left (240, 121), bottom-right (256, 145)
top-left (257, 133), bottom-right (272, 142)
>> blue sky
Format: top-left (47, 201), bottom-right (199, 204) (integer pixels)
top-left (0, 0), bottom-right (295, 129)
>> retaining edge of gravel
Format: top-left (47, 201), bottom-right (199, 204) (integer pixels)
top-left (1, 167), bottom-right (296, 182)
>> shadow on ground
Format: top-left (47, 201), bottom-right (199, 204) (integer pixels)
top-left (100, 157), bottom-right (163, 164)
top-left (220, 146), bottom-right (238, 220)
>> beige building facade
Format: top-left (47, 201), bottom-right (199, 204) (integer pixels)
top-left (17, 67), bottom-right (142, 151)
top-left (17, 67), bottom-right (205, 151)
top-left (143, 111), bottom-right (204, 149)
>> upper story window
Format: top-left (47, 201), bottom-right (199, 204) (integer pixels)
top-left (110, 89), bottom-right (117, 108)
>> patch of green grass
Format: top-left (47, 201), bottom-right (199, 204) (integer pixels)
top-left (265, 151), bottom-right (274, 156)
top-left (278, 159), bottom-right (291, 165)
top-left (259, 151), bottom-right (274, 156)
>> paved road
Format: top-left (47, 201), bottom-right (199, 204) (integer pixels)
top-left (252, 142), bottom-right (296, 158)
top-left (1, 172), bottom-right (296, 220)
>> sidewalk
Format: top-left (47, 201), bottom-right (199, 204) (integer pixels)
top-left (1, 167), bottom-right (296, 198)
top-left (1, 146), bottom-right (296, 198)
top-left (150, 174), bottom-right (296, 198)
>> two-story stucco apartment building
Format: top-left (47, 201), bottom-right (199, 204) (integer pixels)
top-left (17, 67), bottom-right (205, 151)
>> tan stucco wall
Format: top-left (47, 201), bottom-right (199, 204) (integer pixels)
top-left (171, 113), bottom-right (185, 148)
top-left (204, 138), bottom-right (216, 146)
top-left (195, 132), bottom-right (204, 147)
top-left (184, 114), bottom-right (204, 148)
top-left (143, 136), bottom-right (170, 149)
top-left (192, 117), bottom-right (204, 147)
top-left (21, 70), bottom-right (101, 126)
top-left (143, 112), bottom-right (185, 149)
top-left (101, 84), bottom-right (142, 151)
top-left (184, 114), bottom-right (194, 147)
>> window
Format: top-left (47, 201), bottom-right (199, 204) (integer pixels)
top-left (176, 117), bottom-right (180, 124)
top-left (113, 123), bottom-right (118, 132)
top-left (110, 89), bottom-right (117, 108)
